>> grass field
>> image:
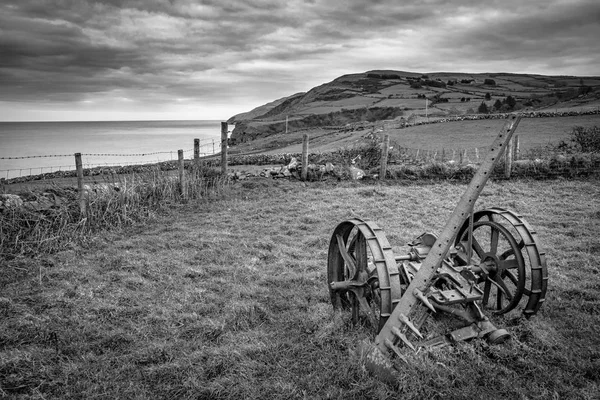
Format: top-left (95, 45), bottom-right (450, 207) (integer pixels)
top-left (1, 178), bottom-right (599, 399)
top-left (386, 115), bottom-right (600, 152)
top-left (242, 114), bottom-right (600, 156)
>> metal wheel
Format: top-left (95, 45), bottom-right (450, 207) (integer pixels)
top-left (327, 218), bottom-right (402, 332)
top-left (457, 220), bottom-right (526, 314)
top-left (457, 208), bottom-right (548, 317)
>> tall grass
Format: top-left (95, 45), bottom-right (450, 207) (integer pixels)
top-left (1, 179), bottom-right (598, 398)
top-left (0, 166), bottom-right (228, 258)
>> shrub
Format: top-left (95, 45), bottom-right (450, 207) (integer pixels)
top-left (570, 126), bottom-right (600, 153)
top-left (484, 79), bottom-right (496, 86)
top-left (478, 102), bottom-right (489, 114)
top-left (423, 79), bottom-right (446, 88)
top-left (505, 95), bottom-right (517, 109)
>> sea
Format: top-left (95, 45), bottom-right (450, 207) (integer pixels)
top-left (0, 120), bottom-right (228, 180)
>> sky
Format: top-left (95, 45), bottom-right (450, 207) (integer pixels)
top-left (0, 0), bottom-right (599, 122)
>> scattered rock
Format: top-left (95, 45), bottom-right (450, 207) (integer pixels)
top-left (0, 194), bottom-right (24, 209)
top-left (287, 157), bottom-right (299, 170)
top-left (349, 166), bottom-right (365, 180)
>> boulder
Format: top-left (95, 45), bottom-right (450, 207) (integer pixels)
top-left (23, 195), bottom-right (55, 211)
top-left (349, 166), bottom-right (365, 180)
top-left (0, 194), bottom-right (23, 210)
top-left (287, 157), bottom-right (299, 170)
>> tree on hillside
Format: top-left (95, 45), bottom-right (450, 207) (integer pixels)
top-left (478, 102), bottom-right (489, 114)
top-left (484, 78), bottom-right (496, 86)
top-left (505, 95), bottom-right (517, 109)
top-left (493, 99), bottom-right (503, 110)
top-left (485, 92), bottom-right (491, 101)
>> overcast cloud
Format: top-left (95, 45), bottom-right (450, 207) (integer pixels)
top-left (0, 0), bottom-right (598, 121)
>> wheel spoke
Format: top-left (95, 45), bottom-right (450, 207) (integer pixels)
top-left (481, 279), bottom-right (491, 308)
top-left (471, 237), bottom-right (486, 258)
top-left (490, 228), bottom-right (500, 254)
top-left (499, 258), bottom-right (520, 270)
top-left (356, 292), bottom-right (378, 328)
top-left (496, 287), bottom-right (503, 310)
top-left (348, 233), bottom-right (358, 254)
top-left (336, 234), bottom-right (357, 279)
top-left (503, 269), bottom-right (519, 286)
top-left (494, 275), bottom-right (513, 301)
top-left (355, 232), bottom-right (368, 275)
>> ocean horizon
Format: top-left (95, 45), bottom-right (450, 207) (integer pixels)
top-left (0, 120), bottom-right (229, 180)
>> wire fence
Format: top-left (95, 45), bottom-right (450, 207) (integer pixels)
top-left (2, 126), bottom-right (599, 184)
top-left (1, 139), bottom-right (221, 181)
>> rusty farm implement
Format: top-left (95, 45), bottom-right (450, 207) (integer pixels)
top-left (326, 115), bottom-right (548, 379)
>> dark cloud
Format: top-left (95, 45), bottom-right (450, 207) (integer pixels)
top-left (0, 0), bottom-right (598, 120)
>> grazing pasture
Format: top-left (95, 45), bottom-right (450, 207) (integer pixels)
top-left (249, 114), bottom-right (600, 155)
top-left (1, 178), bottom-right (599, 399)
top-left (386, 114), bottom-right (600, 151)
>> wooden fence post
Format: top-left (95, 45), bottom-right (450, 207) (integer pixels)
top-left (194, 138), bottom-right (200, 162)
top-left (221, 122), bottom-right (228, 175)
top-left (75, 153), bottom-right (86, 217)
top-left (513, 135), bottom-right (520, 161)
top-left (178, 149), bottom-right (187, 199)
top-left (194, 138), bottom-right (200, 177)
top-left (505, 138), bottom-right (513, 179)
top-left (302, 134), bottom-right (309, 181)
top-left (380, 134), bottom-right (390, 180)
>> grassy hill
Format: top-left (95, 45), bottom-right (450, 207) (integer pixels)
top-left (228, 70), bottom-right (600, 153)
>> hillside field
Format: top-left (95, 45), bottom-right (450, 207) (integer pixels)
top-left (228, 70), bottom-right (600, 143)
top-left (1, 178), bottom-right (599, 399)
top-left (232, 114), bottom-right (600, 155)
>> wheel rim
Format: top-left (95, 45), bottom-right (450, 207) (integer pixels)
top-left (327, 218), bottom-right (402, 332)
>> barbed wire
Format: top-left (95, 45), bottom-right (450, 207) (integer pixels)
top-left (0, 146), bottom-right (221, 179)
top-left (0, 149), bottom-right (202, 160)
top-left (0, 154), bottom-right (73, 160)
